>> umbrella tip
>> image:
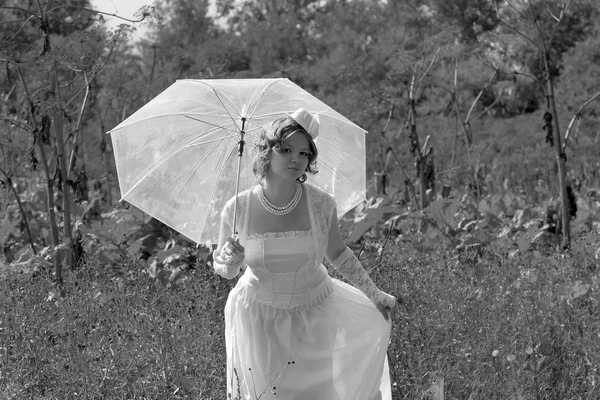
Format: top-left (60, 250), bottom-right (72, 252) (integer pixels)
top-left (241, 104), bottom-right (248, 117)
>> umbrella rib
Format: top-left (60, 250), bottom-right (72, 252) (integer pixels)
top-left (172, 135), bottom-right (226, 202)
top-left (186, 135), bottom-right (236, 148)
top-left (318, 156), bottom-right (367, 202)
top-left (119, 143), bottom-right (209, 201)
top-left (109, 113), bottom-right (246, 137)
top-left (201, 140), bottom-right (242, 239)
top-left (181, 115), bottom-right (240, 145)
top-left (244, 125), bottom-right (263, 135)
top-left (195, 81), bottom-right (244, 132)
top-left (108, 113), bottom-right (202, 133)
top-left (253, 111), bottom-right (366, 132)
top-left (244, 79), bottom-right (283, 121)
top-left (239, 79), bottom-right (290, 129)
top-left (182, 115), bottom-right (240, 135)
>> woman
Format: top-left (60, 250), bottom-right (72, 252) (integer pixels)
top-left (213, 108), bottom-right (398, 400)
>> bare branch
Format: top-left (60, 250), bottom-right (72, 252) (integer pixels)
top-left (562, 90), bottom-right (600, 152)
top-left (0, 57), bottom-right (37, 66)
top-left (382, 103), bottom-right (394, 134)
top-left (46, 4), bottom-right (152, 24)
top-left (546, 7), bottom-right (560, 22)
top-left (68, 72), bottom-right (91, 179)
top-left (472, 92), bottom-right (505, 122)
top-left (1, 14), bottom-right (35, 26)
top-left (417, 48), bottom-right (440, 87)
top-left (0, 6), bottom-right (39, 18)
top-left (145, 44), bottom-right (158, 103)
top-left (7, 146), bottom-right (36, 179)
top-left (9, 15), bottom-right (36, 40)
top-left (474, 51), bottom-right (542, 87)
top-left (0, 116), bottom-right (31, 132)
top-left (35, 0), bottom-right (44, 17)
top-left (500, 18), bottom-right (541, 51)
top-left (495, 2), bottom-right (541, 52)
top-left (17, 66), bottom-right (36, 125)
top-left (465, 69), bottom-right (498, 123)
top-left (0, 165), bottom-right (38, 255)
top-left (63, 37), bottom-right (121, 109)
top-left (547, 0), bottom-right (574, 47)
top-left (504, 0), bottom-right (529, 20)
top-left (387, 147), bottom-right (419, 209)
top-left (0, 19), bottom-right (26, 24)
top-left (409, 73), bottom-right (416, 100)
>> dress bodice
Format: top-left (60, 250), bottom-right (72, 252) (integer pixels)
top-left (241, 231), bottom-right (331, 309)
top-left (245, 230), bottom-right (314, 273)
top-left (220, 184), bottom-right (337, 309)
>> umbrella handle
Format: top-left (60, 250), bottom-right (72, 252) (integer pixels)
top-left (232, 117), bottom-right (247, 236)
top-left (232, 153), bottom-right (242, 236)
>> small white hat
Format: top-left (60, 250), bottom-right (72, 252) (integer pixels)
top-left (287, 108), bottom-right (320, 140)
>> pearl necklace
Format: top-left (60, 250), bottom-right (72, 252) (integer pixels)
top-left (258, 183), bottom-right (303, 216)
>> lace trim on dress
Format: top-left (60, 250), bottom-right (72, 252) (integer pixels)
top-left (246, 230), bottom-right (312, 240)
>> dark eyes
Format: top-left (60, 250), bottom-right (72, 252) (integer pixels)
top-left (282, 148), bottom-right (310, 157)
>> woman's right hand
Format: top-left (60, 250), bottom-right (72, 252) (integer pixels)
top-left (214, 237), bottom-right (245, 266)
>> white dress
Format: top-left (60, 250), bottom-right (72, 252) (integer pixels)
top-left (222, 184), bottom-right (392, 400)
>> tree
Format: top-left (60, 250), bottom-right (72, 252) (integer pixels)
top-left (431, 0), bottom-right (500, 43)
top-left (0, 0), bottom-right (150, 284)
top-left (212, 0), bottom-right (328, 77)
top-left (554, 27), bottom-right (600, 149)
top-left (142, 0), bottom-right (222, 82)
top-left (485, 0), bottom-right (599, 249)
top-left (331, 1), bottom-right (462, 208)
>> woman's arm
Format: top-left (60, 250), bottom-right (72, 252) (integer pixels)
top-left (325, 208), bottom-right (396, 318)
top-left (212, 205), bottom-right (245, 279)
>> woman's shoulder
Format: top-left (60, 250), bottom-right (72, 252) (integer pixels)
top-left (222, 187), bottom-right (254, 214)
top-left (304, 183), bottom-right (336, 208)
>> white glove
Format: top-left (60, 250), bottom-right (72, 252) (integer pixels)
top-left (213, 237), bottom-right (245, 279)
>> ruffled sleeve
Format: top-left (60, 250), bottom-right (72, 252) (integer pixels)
top-left (220, 190), bottom-right (249, 241)
top-left (221, 198), bottom-right (234, 229)
top-left (306, 184), bottom-right (336, 260)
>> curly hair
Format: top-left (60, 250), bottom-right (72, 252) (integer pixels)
top-left (252, 116), bottom-right (319, 183)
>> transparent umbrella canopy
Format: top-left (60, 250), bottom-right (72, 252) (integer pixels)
top-left (109, 78), bottom-right (367, 245)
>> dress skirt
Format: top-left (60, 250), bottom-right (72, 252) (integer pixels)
top-left (225, 266), bottom-right (392, 400)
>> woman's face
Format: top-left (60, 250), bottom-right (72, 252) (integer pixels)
top-left (268, 132), bottom-right (311, 181)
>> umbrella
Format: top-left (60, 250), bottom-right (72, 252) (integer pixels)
top-left (109, 78), bottom-right (367, 245)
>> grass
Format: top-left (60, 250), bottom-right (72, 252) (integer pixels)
top-left (1, 262), bottom-right (230, 400)
top-left (2, 236), bottom-right (599, 399)
top-left (379, 243), bottom-right (600, 399)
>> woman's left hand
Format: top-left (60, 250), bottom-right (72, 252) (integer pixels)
top-left (376, 301), bottom-right (399, 323)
